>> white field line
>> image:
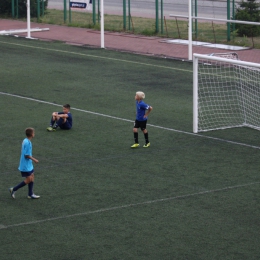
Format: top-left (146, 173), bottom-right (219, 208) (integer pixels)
top-left (4, 40), bottom-right (244, 83)
top-left (1, 181), bottom-right (259, 230)
top-left (0, 40), bottom-right (192, 73)
top-left (0, 41), bottom-right (248, 85)
top-left (1, 91), bottom-right (260, 150)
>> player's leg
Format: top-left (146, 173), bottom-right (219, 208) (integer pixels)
top-left (53, 117), bottom-right (64, 129)
top-left (27, 174), bottom-right (40, 199)
top-left (9, 180), bottom-right (26, 199)
top-left (60, 118), bottom-right (72, 130)
top-left (48, 115), bottom-right (64, 131)
top-left (55, 118), bottom-right (72, 130)
top-left (131, 120), bottom-right (140, 148)
top-left (9, 171), bottom-right (31, 199)
top-left (47, 112), bottom-right (60, 131)
top-left (141, 122), bottom-right (150, 148)
top-left (26, 174), bottom-right (34, 197)
top-left (51, 112), bottom-right (60, 125)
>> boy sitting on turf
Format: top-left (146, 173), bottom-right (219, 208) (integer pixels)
top-left (9, 128), bottom-right (40, 199)
top-left (47, 104), bottom-right (72, 132)
top-left (131, 91), bottom-right (153, 148)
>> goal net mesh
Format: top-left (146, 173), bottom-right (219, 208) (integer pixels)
top-left (196, 53), bottom-right (260, 132)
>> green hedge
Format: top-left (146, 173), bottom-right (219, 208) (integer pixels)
top-left (0, 0), bottom-right (48, 18)
top-left (235, 0), bottom-right (260, 37)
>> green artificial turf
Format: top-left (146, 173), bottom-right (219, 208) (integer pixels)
top-left (0, 36), bottom-right (260, 260)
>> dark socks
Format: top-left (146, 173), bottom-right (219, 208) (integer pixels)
top-left (54, 118), bottom-right (64, 129)
top-left (144, 132), bottom-right (149, 144)
top-left (50, 118), bottom-right (55, 127)
top-left (28, 182), bottom-right (34, 196)
top-left (134, 132), bottom-right (138, 143)
top-left (13, 181), bottom-right (26, 191)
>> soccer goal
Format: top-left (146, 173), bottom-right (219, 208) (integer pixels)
top-left (193, 53), bottom-right (260, 133)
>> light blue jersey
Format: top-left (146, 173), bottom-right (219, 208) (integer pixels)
top-left (136, 100), bottom-right (150, 121)
top-left (18, 138), bottom-right (33, 172)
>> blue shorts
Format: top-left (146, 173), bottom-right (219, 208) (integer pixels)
top-left (20, 169), bottom-right (34, 177)
top-left (60, 120), bottom-right (72, 130)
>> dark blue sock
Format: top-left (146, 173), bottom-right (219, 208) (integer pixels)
top-left (28, 182), bottom-right (34, 196)
top-left (13, 181), bottom-right (26, 191)
top-left (50, 117), bottom-right (55, 127)
top-left (54, 118), bottom-right (63, 129)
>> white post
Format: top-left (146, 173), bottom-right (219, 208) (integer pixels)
top-left (188, 0), bottom-right (192, 60)
top-left (193, 54), bottom-right (198, 133)
top-left (26, 0), bottom-right (31, 38)
top-left (100, 0), bottom-right (104, 48)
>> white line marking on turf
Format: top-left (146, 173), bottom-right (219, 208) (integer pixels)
top-left (148, 124), bottom-right (260, 149)
top-left (0, 92), bottom-right (133, 122)
top-left (1, 182), bottom-right (259, 230)
top-left (0, 40), bottom-right (192, 73)
top-left (1, 91), bottom-right (260, 150)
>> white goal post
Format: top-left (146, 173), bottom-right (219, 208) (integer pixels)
top-left (0, 0), bottom-right (49, 38)
top-left (193, 53), bottom-right (260, 133)
top-left (170, 0), bottom-right (260, 60)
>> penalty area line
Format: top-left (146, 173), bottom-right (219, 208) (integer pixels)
top-left (1, 91), bottom-right (260, 150)
top-left (1, 181), bottom-right (259, 230)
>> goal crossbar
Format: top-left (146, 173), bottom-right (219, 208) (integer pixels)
top-left (170, 0), bottom-right (260, 60)
top-left (169, 14), bottom-right (260, 26)
top-left (193, 53), bottom-right (260, 133)
top-left (194, 54), bottom-right (260, 69)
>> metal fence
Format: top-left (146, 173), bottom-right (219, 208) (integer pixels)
top-left (47, 0), bottom-right (238, 19)
top-left (43, 0), bottom-right (260, 47)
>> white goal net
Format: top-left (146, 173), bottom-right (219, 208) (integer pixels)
top-left (193, 53), bottom-right (260, 133)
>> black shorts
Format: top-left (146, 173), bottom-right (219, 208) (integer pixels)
top-left (134, 120), bottom-right (147, 131)
top-left (20, 169), bottom-right (34, 177)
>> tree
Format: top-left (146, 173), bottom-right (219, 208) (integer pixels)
top-left (235, 0), bottom-right (260, 37)
top-left (0, 0), bottom-right (48, 18)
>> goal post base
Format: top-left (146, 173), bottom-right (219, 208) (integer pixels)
top-left (0, 28), bottom-right (49, 35)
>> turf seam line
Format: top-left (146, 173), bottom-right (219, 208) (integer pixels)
top-left (0, 40), bottom-right (192, 73)
top-left (1, 91), bottom-right (260, 150)
top-left (1, 181), bottom-right (259, 230)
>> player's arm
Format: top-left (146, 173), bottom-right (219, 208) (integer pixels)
top-left (144, 106), bottom-right (153, 118)
top-left (57, 114), bottom-right (69, 118)
top-left (25, 155), bottom-right (39, 163)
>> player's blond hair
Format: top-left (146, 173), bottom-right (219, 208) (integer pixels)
top-left (136, 91), bottom-right (145, 99)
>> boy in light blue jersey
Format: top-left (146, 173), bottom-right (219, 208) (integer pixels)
top-left (9, 128), bottom-right (40, 199)
top-left (131, 91), bottom-right (153, 148)
top-left (47, 104), bottom-right (72, 132)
